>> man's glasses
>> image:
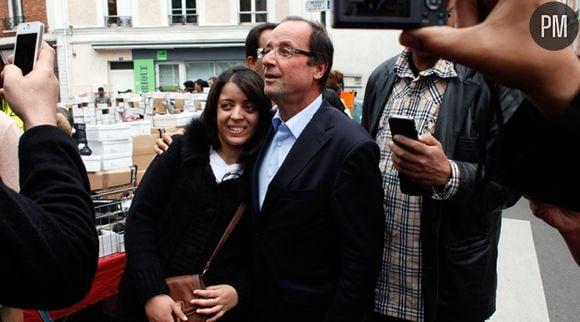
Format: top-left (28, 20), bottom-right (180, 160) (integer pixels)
top-left (257, 47), bottom-right (314, 59)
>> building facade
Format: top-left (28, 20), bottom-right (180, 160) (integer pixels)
top-left (1, 0), bottom-right (405, 103)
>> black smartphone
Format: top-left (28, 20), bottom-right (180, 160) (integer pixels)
top-left (388, 115), bottom-right (425, 195)
top-left (388, 115), bottom-right (419, 142)
top-left (13, 22), bottom-right (44, 76)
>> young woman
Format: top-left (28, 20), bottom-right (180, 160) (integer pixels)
top-left (115, 66), bottom-right (272, 322)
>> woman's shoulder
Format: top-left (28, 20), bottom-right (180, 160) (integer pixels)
top-left (173, 118), bottom-right (210, 161)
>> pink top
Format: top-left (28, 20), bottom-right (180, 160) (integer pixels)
top-left (0, 110), bottom-right (20, 191)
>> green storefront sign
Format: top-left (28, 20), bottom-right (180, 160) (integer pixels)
top-left (133, 59), bottom-right (155, 93)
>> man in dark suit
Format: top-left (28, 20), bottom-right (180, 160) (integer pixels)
top-left (250, 16), bottom-right (385, 322)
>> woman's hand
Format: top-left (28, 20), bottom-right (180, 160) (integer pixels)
top-left (190, 284), bottom-right (239, 322)
top-left (145, 294), bottom-right (188, 322)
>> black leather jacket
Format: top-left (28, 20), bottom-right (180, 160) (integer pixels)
top-left (362, 57), bottom-right (523, 321)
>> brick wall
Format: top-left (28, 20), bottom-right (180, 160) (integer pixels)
top-left (0, 0), bottom-right (48, 36)
top-left (22, 0), bottom-right (48, 31)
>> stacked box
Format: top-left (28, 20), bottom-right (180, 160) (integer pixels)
top-left (82, 123), bottom-right (133, 171)
top-left (128, 120), bottom-right (152, 136)
top-left (152, 98), bottom-right (167, 114)
top-left (87, 166), bottom-right (136, 191)
top-left (98, 230), bottom-right (124, 257)
top-left (153, 111), bottom-right (201, 128)
top-left (132, 134), bottom-right (158, 172)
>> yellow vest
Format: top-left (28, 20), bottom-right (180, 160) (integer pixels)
top-left (1, 99), bottom-right (24, 133)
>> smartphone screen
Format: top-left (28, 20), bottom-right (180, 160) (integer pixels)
top-left (13, 22), bottom-right (44, 76)
top-left (387, 115), bottom-right (426, 195)
top-left (388, 115), bottom-right (419, 141)
top-left (14, 33), bottom-right (39, 75)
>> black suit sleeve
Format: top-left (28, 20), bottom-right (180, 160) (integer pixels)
top-left (0, 126), bottom-right (98, 310)
top-left (325, 139), bottom-right (385, 322)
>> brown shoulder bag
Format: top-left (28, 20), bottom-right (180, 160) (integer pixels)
top-left (164, 202), bottom-right (246, 322)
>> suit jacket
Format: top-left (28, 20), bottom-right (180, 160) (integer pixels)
top-left (362, 58), bottom-right (522, 321)
top-left (250, 101), bottom-right (385, 322)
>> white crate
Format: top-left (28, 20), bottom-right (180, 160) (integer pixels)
top-left (86, 123), bottom-right (132, 141)
top-left (82, 151), bottom-right (133, 172)
top-left (82, 155), bottom-right (102, 172)
top-left (128, 120), bottom-right (152, 136)
top-left (153, 111), bottom-right (201, 128)
top-left (98, 230), bottom-right (124, 257)
top-left (88, 139), bottom-right (132, 155)
top-left (102, 152), bottom-right (133, 171)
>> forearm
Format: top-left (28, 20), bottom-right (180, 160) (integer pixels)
top-left (0, 126), bottom-right (98, 309)
top-left (452, 160), bottom-right (521, 212)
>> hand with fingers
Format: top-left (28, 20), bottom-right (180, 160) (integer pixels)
top-left (0, 41), bottom-right (59, 130)
top-left (528, 199), bottom-right (580, 266)
top-left (144, 294), bottom-right (188, 322)
top-left (154, 128), bottom-right (185, 155)
top-left (190, 284), bottom-right (239, 322)
top-left (400, 0), bottom-right (580, 119)
top-left (388, 133), bottom-right (451, 187)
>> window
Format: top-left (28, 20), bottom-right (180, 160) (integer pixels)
top-left (156, 61), bottom-right (244, 92)
top-left (110, 61), bottom-right (134, 70)
top-left (105, 0), bottom-right (133, 27)
top-left (108, 0), bottom-right (118, 16)
top-left (185, 62), bottom-right (213, 82)
top-left (158, 64), bottom-right (180, 91)
top-left (170, 0), bottom-right (197, 25)
top-left (239, 0), bottom-right (267, 24)
top-left (2, 0), bottom-right (24, 30)
top-left (185, 61), bottom-right (242, 84)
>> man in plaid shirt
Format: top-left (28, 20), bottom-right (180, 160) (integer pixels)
top-left (360, 3), bottom-right (522, 321)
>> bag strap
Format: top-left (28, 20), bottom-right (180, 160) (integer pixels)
top-left (201, 202), bottom-right (246, 276)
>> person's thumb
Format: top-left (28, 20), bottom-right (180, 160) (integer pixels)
top-left (171, 302), bottom-right (188, 321)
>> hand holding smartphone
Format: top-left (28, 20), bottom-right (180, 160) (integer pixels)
top-left (13, 22), bottom-right (44, 76)
top-left (388, 115), bottom-right (426, 196)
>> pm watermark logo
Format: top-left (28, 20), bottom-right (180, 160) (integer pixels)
top-left (530, 1), bottom-right (578, 51)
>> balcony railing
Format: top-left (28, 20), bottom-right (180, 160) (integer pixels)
top-left (169, 14), bottom-right (198, 25)
top-left (1, 16), bottom-right (25, 31)
top-left (105, 16), bottom-right (132, 27)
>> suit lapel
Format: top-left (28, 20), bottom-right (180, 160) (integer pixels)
top-left (259, 104), bottom-right (333, 215)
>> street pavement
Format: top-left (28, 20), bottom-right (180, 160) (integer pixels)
top-left (489, 199), bottom-right (580, 322)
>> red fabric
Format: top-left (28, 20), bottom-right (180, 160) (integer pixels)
top-left (23, 253), bottom-right (126, 322)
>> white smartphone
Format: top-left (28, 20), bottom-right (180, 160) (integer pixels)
top-left (13, 21), bottom-right (44, 75)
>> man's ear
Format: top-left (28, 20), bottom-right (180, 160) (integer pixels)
top-left (313, 63), bottom-right (328, 81)
top-left (246, 56), bottom-right (257, 69)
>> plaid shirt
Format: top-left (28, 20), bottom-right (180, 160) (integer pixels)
top-left (373, 49), bottom-right (460, 321)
